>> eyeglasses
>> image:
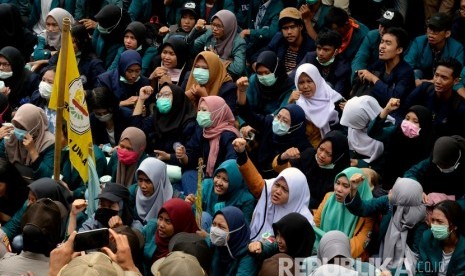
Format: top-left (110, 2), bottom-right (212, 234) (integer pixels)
top-left (0, 62), bottom-right (11, 69)
top-left (211, 23), bottom-right (224, 30)
top-left (156, 91), bottom-right (172, 99)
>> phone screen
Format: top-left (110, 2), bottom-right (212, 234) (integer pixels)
top-left (73, 228), bottom-right (110, 252)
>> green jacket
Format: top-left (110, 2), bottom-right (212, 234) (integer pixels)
top-left (0, 141), bottom-right (55, 180)
top-left (1, 201), bottom-right (27, 240)
top-left (61, 145), bottom-right (108, 199)
top-left (108, 46), bottom-right (158, 76)
top-left (248, 0), bottom-right (283, 44)
top-left (74, 0), bottom-right (122, 20)
top-left (188, 28), bottom-right (247, 79)
top-left (210, 246), bottom-right (258, 276)
top-left (417, 231), bottom-right (465, 275)
top-left (142, 218), bottom-right (158, 274)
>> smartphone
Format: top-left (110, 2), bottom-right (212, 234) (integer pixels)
top-left (73, 228), bottom-right (109, 252)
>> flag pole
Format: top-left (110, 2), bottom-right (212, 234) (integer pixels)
top-left (53, 17), bottom-right (71, 181)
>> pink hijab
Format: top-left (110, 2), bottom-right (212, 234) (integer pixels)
top-left (200, 96), bottom-right (239, 176)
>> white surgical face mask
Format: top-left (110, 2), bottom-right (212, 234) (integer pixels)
top-left (39, 81), bottom-right (53, 99)
top-left (0, 71), bottom-right (13, 80)
top-left (95, 113), bottom-right (113, 122)
top-left (210, 224), bottom-right (245, 259)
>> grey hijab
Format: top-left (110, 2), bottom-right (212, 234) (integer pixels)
top-left (211, 9), bottom-right (238, 60)
top-left (135, 158), bottom-right (173, 223)
top-left (46, 8), bottom-right (75, 50)
top-left (382, 177), bottom-right (426, 269)
top-left (317, 230), bottom-right (352, 265)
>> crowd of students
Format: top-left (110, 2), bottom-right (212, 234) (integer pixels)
top-left (0, 0), bottom-right (465, 275)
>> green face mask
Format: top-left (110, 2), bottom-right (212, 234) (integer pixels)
top-left (156, 98), bottom-right (172, 113)
top-left (196, 111), bottom-right (213, 128)
top-left (257, 73), bottom-right (277, 86)
top-left (193, 68), bottom-right (210, 85)
top-left (430, 224), bottom-right (450, 240)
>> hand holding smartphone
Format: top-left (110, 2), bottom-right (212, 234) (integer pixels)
top-left (73, 228), bottom-right (109, 252)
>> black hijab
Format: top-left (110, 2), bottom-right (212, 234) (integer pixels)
top-left (95, 5), bottom-right (131, 44)
top-left (28, 178), bottom-right (72, 212)
top-left (125, 21), bottom-right (147, 49)
top-left (254, 51), bottom-right (293, 98)
top-left (318, 130), bottom-right (350, 171)
top-left (382, 105), bottom-right (433, 188)
top-left (271, 104), bottom-right (310, 155)
top-left (272, 213), bottom-right (315, 258)
top-left (157, 36), bottom-right (189, 70)
top-left (0, 46), bottom-right (32, 107)
top-left (0, 4), bottom-right (35, 61)
top-left (153, 83), bottom-right (196, 139)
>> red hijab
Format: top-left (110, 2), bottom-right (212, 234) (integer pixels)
top-left (153, 198), bottom-right (199, 260)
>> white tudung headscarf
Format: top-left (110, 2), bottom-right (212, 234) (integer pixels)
top-left (295, 63), bottom-right (343, 137)
top-left (135, 157), bottom-right (173, 224)
top-left (340, 96), bottom-right (394, 163)
top-left (250, 167), bottom-right (314, 241)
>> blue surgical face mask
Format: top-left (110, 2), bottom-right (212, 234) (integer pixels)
top-left (430, 224), bottom-right (450, 240)
top-left (0, 71), bottom-right (13, 80)
top-left (156, 98), bottom-right (172, 113)
top-left (193, 68), bottom-right (209, 85)
top-left (257, 73), bottom-right (277, 86)
top-left (196, 111), bottom-right (213, 128)
top-left (272, 118), bottom-right (290, 136)
top-left (14, 128), bottom-right (27, 141)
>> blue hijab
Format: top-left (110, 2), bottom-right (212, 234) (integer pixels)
top-left (214, 206), bottom-right (250, 260)
top-left (118, 49), bottom-right (141, 76)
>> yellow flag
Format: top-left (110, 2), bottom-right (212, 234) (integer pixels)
top-left (49, 31), bottom-right (93, 182)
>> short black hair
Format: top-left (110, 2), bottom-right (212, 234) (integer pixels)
top-left (316, 29), bottom-right (342, 48)
top-left (383, 27), bottom-right (410, 53)
top-left (279, 17), bottom-right (304, 28)
top-left (324, 7), bottom-right (349, 28)
top-left (88, 86), bottom-right (119, 111)
top-left (436, 58), bottom-right (462, 78)
top-left (434, 200), bottom-right (465, 236)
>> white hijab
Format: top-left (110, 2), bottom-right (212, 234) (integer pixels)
top-left (135, 158), bottom-right (173, 223)
top-left (295, 63), bottom-right (342, 137)
top-left (340, 96), bottom-right (394, 163)
top-left (250, 167), bottom-right (314, 241)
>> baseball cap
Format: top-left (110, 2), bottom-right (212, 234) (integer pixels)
top-left (151, 251), bottom-right (206, 276)
top-left (279, 7), bottom-right (302, 26)
top-left (427, 12), bottom-right (452, 31)
top-left (58, 252), bottom-right (125, 276)
top-left (96, 183), bottom-right (129, 203)
top-left (377, 9), bottom-right (404, 28)
top-left (181, 2), bottom-right (198, 19)
top-left (168, 232), bottom-right (212, 272)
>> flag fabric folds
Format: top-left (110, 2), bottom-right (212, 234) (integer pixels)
top-left (49, 30), bottom-right (94, 183)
